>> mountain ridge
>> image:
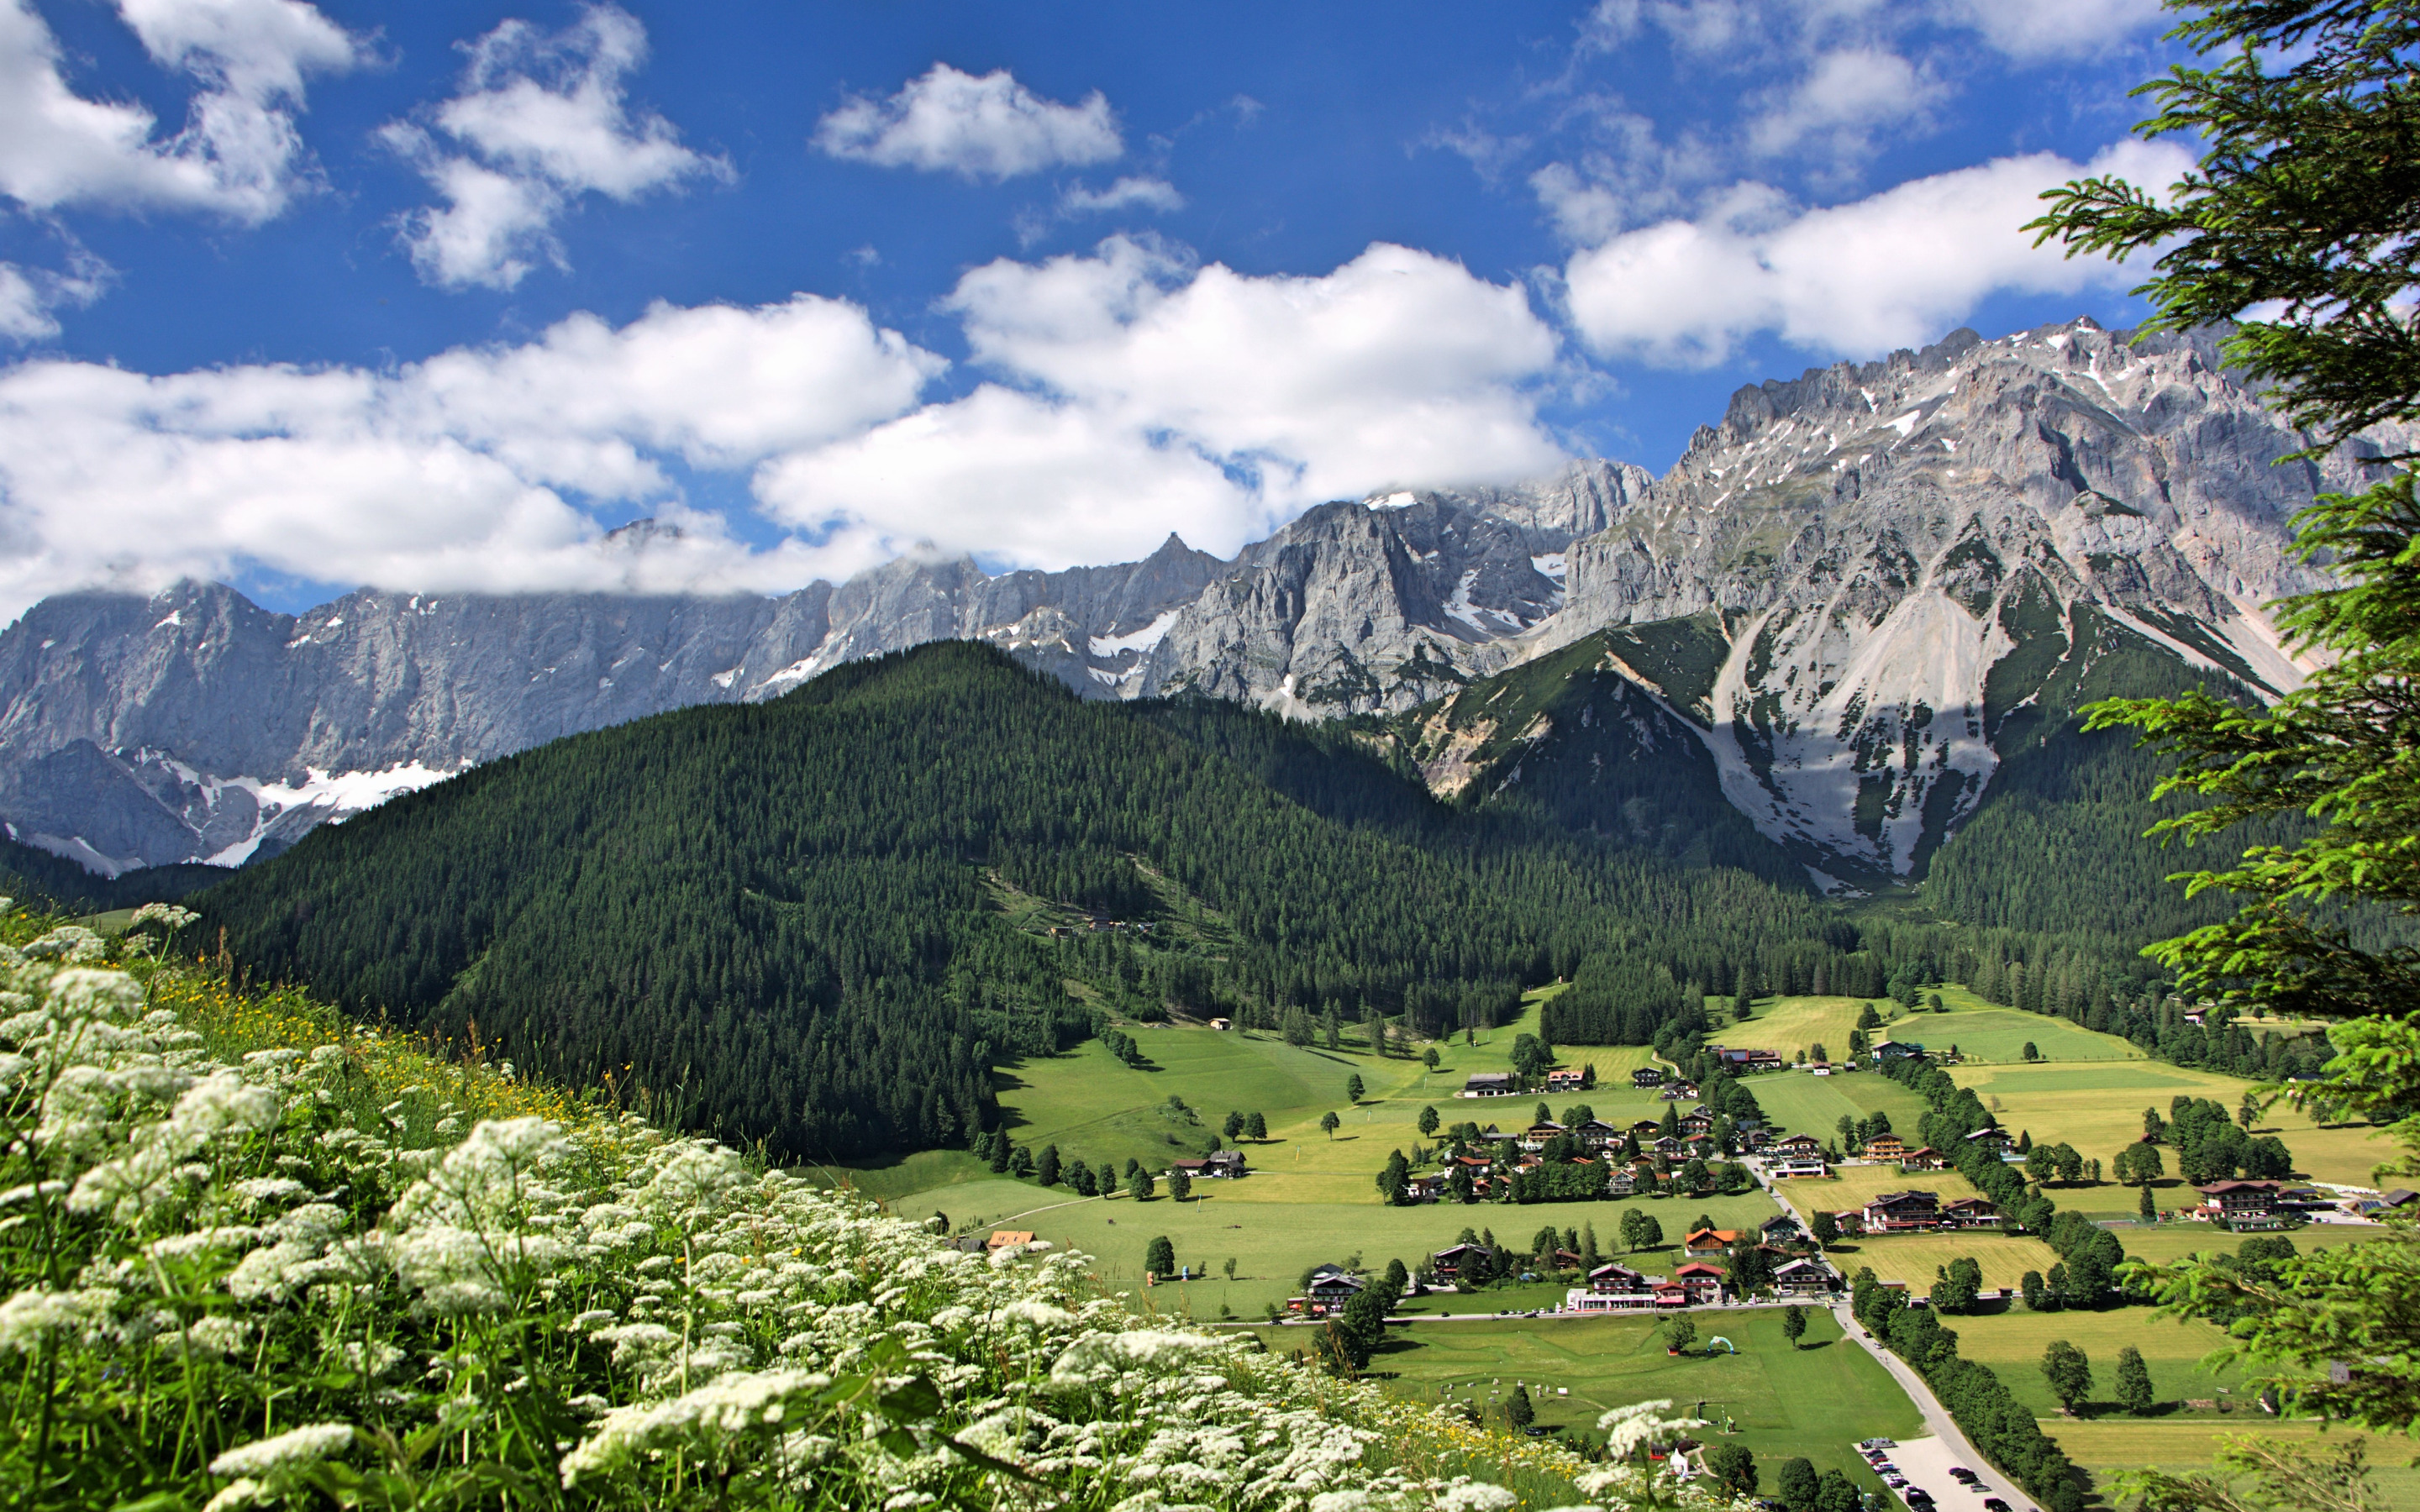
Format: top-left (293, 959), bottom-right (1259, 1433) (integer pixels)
top-left (0, 315), bottom-right (2391, 888)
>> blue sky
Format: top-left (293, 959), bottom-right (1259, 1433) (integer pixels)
top-left (0, 0), bottom-right (2196, 617)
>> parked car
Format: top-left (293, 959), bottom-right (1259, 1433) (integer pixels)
top-left (1948, 1470), bottom-right (1976, 1483)
top-left (1983, 1500), bottom-right (2011, 1512)
top-left (1883, 1476), bottom-right (1907, 1488)
top-left (1906, 1493), bottom-right (1934, 1509)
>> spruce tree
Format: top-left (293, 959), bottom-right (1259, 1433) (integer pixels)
top-left (2115, 1345), bottom-right (2155, 1415)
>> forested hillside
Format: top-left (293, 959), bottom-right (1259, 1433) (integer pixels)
top-left (196, 642), bottom-right (1854, 1160)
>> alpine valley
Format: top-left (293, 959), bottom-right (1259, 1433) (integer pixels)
top-left (0, 316), bottom-right (2389, 898)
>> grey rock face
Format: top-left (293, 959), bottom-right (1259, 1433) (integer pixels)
top-left (0, 318), bottom-right (2379, 885)
top-left (1139, 459), bottom-right (1653, 713)
top-left (1547, 318), bottom-right (2401, 885)
top-left (0, 539), bottom-right (1228, 872)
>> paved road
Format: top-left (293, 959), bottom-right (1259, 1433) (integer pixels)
top-left (1829, 1300), bottom-right (2044, 1512)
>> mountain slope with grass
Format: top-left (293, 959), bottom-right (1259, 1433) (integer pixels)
top-left (193, 641), bottom-right (1861, 1162)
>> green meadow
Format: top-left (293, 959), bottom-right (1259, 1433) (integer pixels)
top-left (1279, 1306), bottom-right (1920, 1494)
top-left (877, 1173), bottom-right (1791, 1316)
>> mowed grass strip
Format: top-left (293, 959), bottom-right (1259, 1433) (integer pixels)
top-left (1703, 996), bottom-right (1871, 1061)
top-left (2110, 1223), bottom-right (2385, 1266)
top-left (1748, 1071), bottom-right (1933, 1147)
top-left (1951, 1060), bottom-right (2399, 1189)
top-left (1328, 1306), bottom-right (1921, 1494)
top-left (2046, 1421), bottom-right (2420, 1511)
top-left (1829, 1232), bottom-right (2065, 1290)
top-left (1938, 1305), bottom-right (2243, 1415)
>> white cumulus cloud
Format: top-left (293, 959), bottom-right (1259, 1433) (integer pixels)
top-left (0, 0), bottom-right (361, 223)
top-left (1059, 176), bottom-right (1183, 217)
top-left (758, 237), bottom-right (1569, 568)
top-left (1746, 47), bottom-right (1949, 168)
top-left (1560, 139), bottom-right (2196, 367)
top-left (0, 293), bottom-right (939, 622)
top-left (383, 4), bottom-right (729, 290)
top-left (814, 63), bottom-right (1121, 181)
top-left (1951, 0), bottom-right (2167, 60)
top-left (0, 252), bottom-right (107, 343)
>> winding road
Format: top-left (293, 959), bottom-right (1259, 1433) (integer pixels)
top-left (1829, 1300), bottom-right (2044, 1512)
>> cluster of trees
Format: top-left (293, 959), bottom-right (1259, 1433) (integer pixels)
top-left (2040, 1340), bottom-right (2157, 1417)
top-left (2023, 1142), bottom-right (2096, 1185)
top-left (2152, 1095), bottom-right (2295, 1183)
top-left (1313, 1260), bottom-right (1410, 1373)
top-left (1853, 1270), bottom-right (2085, 1512)
top-left (1097, 1027), bottom-right (1150, 1068)
top-left (1702, 1446), bottom-right (1865, 1512)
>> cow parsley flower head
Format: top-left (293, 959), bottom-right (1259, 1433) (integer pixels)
top-left (1050, 1328), bottom-right (1230, 1388)
top-left (0, 1287), bottom-right (113, 1353)
top-left (560, 1368), bottom-right (827, 1487)
top-left (167, 1070), bottom-right (281, 1146)
top-left (20, 929), bottom-right (108, 965)
top-left (208, 1422), bottom-right (356, 1478)
top-left (1594, 1399), bottom-right (1704, 1460)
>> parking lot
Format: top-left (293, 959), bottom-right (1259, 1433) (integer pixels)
top-left (1863, 1436), bottom-right (2029, 1512)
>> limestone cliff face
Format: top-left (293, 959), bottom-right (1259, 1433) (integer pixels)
top-left (1532, 318), bottom-right (2396, 885)
top-left (1137, 460), bottom-right (1652, 713)
top-left (0, 318), bottom-right (2380, 883)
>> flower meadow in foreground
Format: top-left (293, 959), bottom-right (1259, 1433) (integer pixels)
top-left (0, 913), bottom-right (1746, 1512)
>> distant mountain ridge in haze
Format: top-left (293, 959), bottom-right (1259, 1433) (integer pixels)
top-left (0, 316), bottom-right (2388, 887)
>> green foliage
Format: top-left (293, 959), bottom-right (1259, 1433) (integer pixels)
top-left (2042, 1340), bottom-right (2094, 1411)
top-left (1663, 1315), bottom-right (1696, 1354)
top-left (1931, 1257), bottom-right (1986, 1315)
top-left (1782, 1304), bottom-right (1809, 1347)
top-left (1779, 1457), bottom-right (1819, 1512)
top-left (2116, 1344), bottom-right (2157, 1415)
top-left (1707, 1442), bottom-right (1758, 1496)
top-left (1145, 1235), bottom-right (1176, 1277)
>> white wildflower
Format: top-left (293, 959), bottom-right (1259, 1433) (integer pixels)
top-left (202, 1478), bottom-right (266, 1512)
top-left (231, 1177), bottom-right (311, 1209)
top-left (208, 1422), bottom-right (356, 1477)
top-left (0, 1287), bottom-right (113, 1352)
top-left (1436, 1483), bottom-right (1519, 1512)
top-left (171, 1315), bottom-right (252, 1358)
top-left (1595, 1399), bottom-right (1704, 1461)
top-left (560, 1368), bottom-right (825, 1487)
top-left (1050, 1329), bottom-right (1229, 1388)
top-left (21, 928), bottom-right (108, 965)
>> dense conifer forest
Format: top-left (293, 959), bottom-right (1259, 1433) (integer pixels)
top-left (192, 643), bottom-right (1858, 1159)
top-left (129, 622), bottom-right (2351, 1161)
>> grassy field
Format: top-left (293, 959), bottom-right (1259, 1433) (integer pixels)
top-left (1706, 996), bottom-right (1872, 1063)
top-left (1260, 1305), bottom-right (1922, 1494)
top-left (2047, 1420), bottom-right (2420, 1510)
top-left (1776, 1163), bottom-right (1994, 1214)
top-left (2108, 1222), bottom-right (2386, 1266)
top-left (1941, 1305), bottom-right (2244, 1415)
top-left (1739, 1070), bottom-right (1933, 1148)
top-left (876, 1173), bottom-right (1791, 1315)
top-left (1708, 993), bottom-right (2144, 1068)
top-left (1833, 1232), bottom-right (2067, 1289)
top-left (1950, 1061), bottom-right (2398, 1189)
